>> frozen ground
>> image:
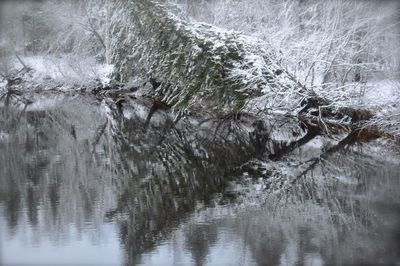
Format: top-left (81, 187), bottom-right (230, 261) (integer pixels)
top-left (362, 79), bottom-right (400, 114)
top-left (2, 55), bottom-right (113, 89)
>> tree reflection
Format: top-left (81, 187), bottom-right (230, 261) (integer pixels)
top-left (104, 101), bottom-right (257, 264)
top-left (0, 96), bottom-right (256, 264)
top-left (184, 223), bottom-right (218, 266)
top-left (0, 96), bottom-right (399, 265)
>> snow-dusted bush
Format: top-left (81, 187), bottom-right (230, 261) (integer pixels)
top-left (109, 0), bottom-right (307, 118)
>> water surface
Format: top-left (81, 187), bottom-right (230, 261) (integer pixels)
top-left (0, 95), bottom-right (399, 265)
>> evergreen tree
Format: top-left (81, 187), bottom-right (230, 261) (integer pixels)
top-left (109, 0), bottom-right (301, 118)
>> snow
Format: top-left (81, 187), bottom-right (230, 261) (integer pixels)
top-left (97, 63), bottom-right (114, 85)
top-left (0, 79), bottom-right (6, 88)
top-left (305, 136), bottom-right (325, 150)
top-left (363, 80), bottom-right (399, 108)
top-left (20, 55), bottom-right (113, 87)
top-left (134, 104), bottom-right (149, 121)
top-left (109, 0), bottom-right (300, 118)
top-left (124, 76), bottom-right (144, 89)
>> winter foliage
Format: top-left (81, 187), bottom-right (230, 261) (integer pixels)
top-left (109, 0), bottom-right (304, 118)
top-left (0, 0), bottom-right (399, 123)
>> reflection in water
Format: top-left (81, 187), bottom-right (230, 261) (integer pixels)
top-left (138, 152), bottom-right (400, 266)
top-left (0, 95), bottom-right (399, 265)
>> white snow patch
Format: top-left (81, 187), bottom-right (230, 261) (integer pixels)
top-left (134, 104), bottom-right (149, 120)
top-left (20, 55), bottom-right (112, 87)
top-left (124, 76), bottom-right (144, 89)
top-left (97, 64), bottom-right (114, 85)
top-left (305, 136), bottom-right (325, 150)
top-left (122, 108), bottom-right (135, 120)
top-left (363, 80), bottom-right (399, 109)
top-left (0, 79), bottom-right (6, 88)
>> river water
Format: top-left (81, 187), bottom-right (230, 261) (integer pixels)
top-left (0, 94), bottom-right (399, 265)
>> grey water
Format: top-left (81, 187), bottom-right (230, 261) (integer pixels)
top-left (0, 95), bottom-right (399, 266)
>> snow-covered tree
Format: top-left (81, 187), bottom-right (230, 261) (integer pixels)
top-left (178, 0), bottom-right (400, 97)
top-left (108, 0), bottom-right (306, 118)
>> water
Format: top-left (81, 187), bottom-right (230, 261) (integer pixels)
top-left (0, 94), bottom-right (399, 265)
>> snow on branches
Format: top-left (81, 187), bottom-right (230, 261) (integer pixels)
top-left (109, 0), bottom-right (301, 118)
